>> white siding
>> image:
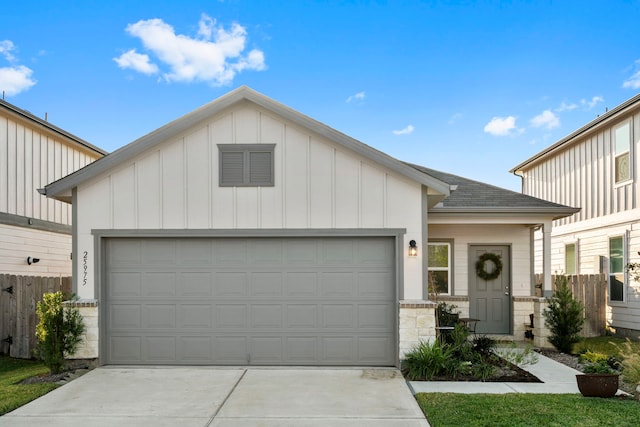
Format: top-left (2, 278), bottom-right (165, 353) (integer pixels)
top-left (75, 105), bottom-right (424, 300)
top-left (0, 223), bottom-right (71, 276)
top-left (0, 110), bottom-right (102, 225)
top-left (429, 224), bottom-right (531, 297)
top-left (521, 104), bottom-right (640, 332)
top-left (522, 112), bottom-right (639, 227)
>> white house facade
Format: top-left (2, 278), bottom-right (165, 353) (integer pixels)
top-left (43, 87), bottom-right (576, 366)
top-left (0, 100), bottom-right (106, 276)
top-left (511, 93), bottom-right (640, 337)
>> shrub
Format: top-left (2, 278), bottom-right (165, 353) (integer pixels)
top-left (613, 339), bottom-right (640, 388)
top-left (582, 361), bottom-right (617, 374)
top-left (403, 340), bottom-right (453, 380)
top-left (35, 292), bottom-right (85, 374)
top-left (579, 351), bottom-right (609, 365)
top-left (543, 276), bottom-right (584, 353)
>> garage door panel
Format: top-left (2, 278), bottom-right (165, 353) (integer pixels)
top-left (286, 272), bottom-right (317, 296)
top-left (142, 273), bottom-right (176, 296)
top-left (180, 272), bottom-right (213, 296)
top-left (287, 337), bottom-right (318, 362)
top-left (105, 237), bottom-right (396, 366)
top-left (358, 337), bottom-right (392, 362)
top-left (358, 304), bottom-right (393, 329)
top-left (110, 272), bottom-right (142, 297)
top-left (320, 272), bottom-right (354, 297)
top-left (358, 272), bottom-right (393, 298)
top-left (144, 305), bottom-right (176, 328)
top-left (144, 336), bottom-right (176, 362)
top-left (213, 240), bottom-right (248, 264)
top-left (180, 304), bottom-right (213, 328)
top-left (251, 304), bottom-right (283, 328)
top-left (214, 337), bottom-right (248, 363)
top-left (251, 337), bottom-right (283, 363)
top-left (110, 305), bottom-right (141, 328)
top-left (179, 337), bottom-right (213, 361)
top-left (250, 272), bottom-right (283, 296)
top-left (214, 272), bottom-right (247, 296)
top-left (285, 240), bottom-right (318, 264)
top-left (143, 240), bottom-right (177, 264)
top-left (109, 336), bottom-right (141, 362)
top-left (286, 304), bottom-right (318, 328)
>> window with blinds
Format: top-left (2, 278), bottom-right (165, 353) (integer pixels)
top-left (218, 144), bottom-right (275, 187)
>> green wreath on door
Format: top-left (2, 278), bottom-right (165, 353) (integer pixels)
top-left (475, 253), bottom-right (503, 281)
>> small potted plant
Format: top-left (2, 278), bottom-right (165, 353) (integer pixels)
top-left (576, 361), bottom-right (620, 398)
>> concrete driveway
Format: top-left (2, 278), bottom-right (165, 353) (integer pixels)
top-left (1, 367), bottom-right (429, 426)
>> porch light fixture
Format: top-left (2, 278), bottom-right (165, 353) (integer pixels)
top-left (408, 240), bottom-right (418, 257)
top-left (27, 257), bottom-right (40, 265)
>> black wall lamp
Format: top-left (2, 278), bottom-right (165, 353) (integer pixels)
top-left (27, 257), bottom-right (40, 265)
top-left (409, 240), bottom-right (418, 257)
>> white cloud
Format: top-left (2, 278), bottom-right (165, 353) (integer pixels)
top-left (581, 96), bottom-right (604, 109)
top-left (0, 40), bottom-right (36, 96)
top-left (530, 110), bottom-right (560, 129)
top-left (483, 116), bottom-right (518, 136)
top-left (346, 91), bottom-right (365, 104)
top-left (113, 49), bottom-right (158, 75)
top-left (623, 59), bottom-right (640, 89)
top-left (392, 125), bottom-right (414, 135)
top-left (555, 101), bottom-right (578, 112)
top-left (0, 40), bottom-right (16, 62)
top-left (0, 65), bottom-right (36, 96)
top-left (116, 14), bottom-right (266, 85)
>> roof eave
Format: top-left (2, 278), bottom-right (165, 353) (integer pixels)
top-left (0, 99), bottom-right (107, 156)
top-left (429, 206), bottom-right (580, 221)
top-left (43, 86), bottom-right (451, 199)
top-left (511, 92), bottom-right (640, 173)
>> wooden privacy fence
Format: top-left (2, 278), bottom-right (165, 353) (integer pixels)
top-left (0, 274), bottom-right (72, 359)
top-left (536, 274), bottom-right (607, 337)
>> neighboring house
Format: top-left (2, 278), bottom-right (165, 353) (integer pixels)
top-left (511, 93), bottom-right (640, 337)
top-left (41, 87), bottom-right (576, 366)
top-left (0, 99), bottom-right (106, 276)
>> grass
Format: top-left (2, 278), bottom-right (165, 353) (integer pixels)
top-left (0, 354), bottom-right (58, 415)
top-left (575, 336), bottom-right (640, 357)
top-left (416, 393), bottom-right (640, 427)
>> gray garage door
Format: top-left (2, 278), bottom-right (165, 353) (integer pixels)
top-left (104, 236), bottom-right (396, 366)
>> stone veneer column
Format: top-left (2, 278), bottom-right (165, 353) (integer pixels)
top-left (62, 299), bottom-right (98, 359)
top-left (399, 300), bottom-right (436, 359)
top-left (532, 298), bottom-right (552, 349)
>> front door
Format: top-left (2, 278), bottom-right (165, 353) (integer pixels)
top-left (469, 245), bottom-right (510, 334)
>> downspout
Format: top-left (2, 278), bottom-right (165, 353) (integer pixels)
top-left (512, 170), bottom-right (525, 193)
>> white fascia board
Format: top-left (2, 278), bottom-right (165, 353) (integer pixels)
top-left (428, 208), bottom-right (580, 224)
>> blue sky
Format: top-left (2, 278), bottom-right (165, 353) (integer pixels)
top-left (2, 0), bottom-right (640, 191)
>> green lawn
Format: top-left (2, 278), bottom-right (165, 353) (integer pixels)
top-left (0, 355), bottom-right (58, 415)
top-left (417, 393), bottom-right (640, 427)
top-left (575, 336), bottom-right (640, 357)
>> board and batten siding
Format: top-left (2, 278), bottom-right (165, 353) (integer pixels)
top-left (0, 112), bottom-right (100, 225)
top-left (75, 104), bottom-right (424, 300)
top-left (428, 224), bottom-right (531, 297)
top-left (521, 110), bottom-right (640, 227)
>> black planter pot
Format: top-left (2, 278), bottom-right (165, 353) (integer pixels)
top-left (576, 374), bottom-right (619, 398)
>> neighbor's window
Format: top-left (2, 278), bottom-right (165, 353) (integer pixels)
top-left (609, 236), bottom-right (625, 302)
top-left (428, 242), bottom-right (451, 294)
top-left (565, 243), bottom-right (576, 275)
top-left (614, 122), bottom-right (631, 184)
top-left (218, 144), bottom-right (275, 187)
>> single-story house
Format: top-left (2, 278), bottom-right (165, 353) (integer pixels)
top-left (41, 87), bottom-right (577, 366)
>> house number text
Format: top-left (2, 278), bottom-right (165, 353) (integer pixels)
top-left (82, 251), bottom-right (88, 286)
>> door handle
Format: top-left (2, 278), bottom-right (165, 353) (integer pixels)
top-left (504, 286), bottom-right (509, 296)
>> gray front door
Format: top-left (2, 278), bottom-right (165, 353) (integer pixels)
top-left (468, 245), bottom-right (510, 334)
top-left (103, 236), bottom-right (396, 366)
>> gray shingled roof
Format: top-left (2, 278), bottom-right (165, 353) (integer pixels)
top-left (406, 163), bottom-right (579, 216)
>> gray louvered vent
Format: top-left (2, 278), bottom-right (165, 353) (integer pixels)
top-left (218, 144), bottom-right (275, 187)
